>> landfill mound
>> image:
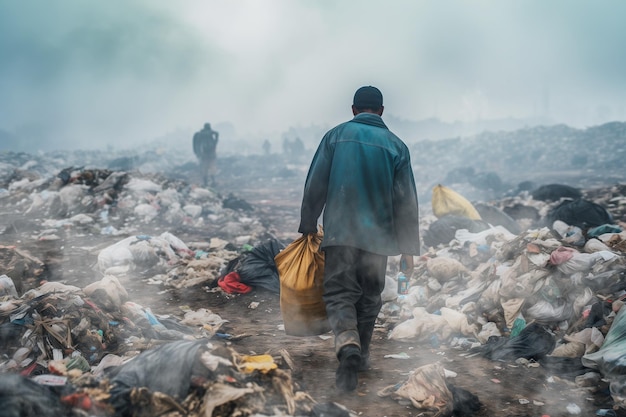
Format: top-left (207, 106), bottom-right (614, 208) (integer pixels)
top-left (411, 121), bottom-right (626, 204)
top-left (2, 127), bottom-right (626, 416)
top-left (0, 159), bottom-right (343, 416)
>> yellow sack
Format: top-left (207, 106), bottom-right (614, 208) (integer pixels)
top-left (275, 231), bottom-right (330, 336)
top-left (431, 184), bottom-right (482, 220)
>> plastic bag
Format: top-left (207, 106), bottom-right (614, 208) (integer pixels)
top-left (454, 225), bottom-right (517, 245)
top-left (388, 307), bottom-right (453, 342)
top-left (531, 183), bottom-right (582, 202)
top-left (377, 362), bottom-right (454, 413)
top-left (426, 257), bottom-right (469, 282)
top-left (431, 184), bottom-right (481, 220)
top-left (108, 340), bottom-right (210, 415)
top-left (237, 239), bottom-right (284, 293)
top-left (547, 198), bottom-right (613, 229)
top-left (582, 306), bottom-right (626, 407)
top-left (0, 373), bottom-right (70, 417)
top-left (83, 275), bottom-right (129, 311)
top-left (275, 232), bottom-right (330, 336)
top-left (0, 274), bottom-right (18, 298)
top-left (470, 322), bottom-right (556, 361)
top-left (423, 215), bottom-right (490, 247)
top-left (97, 234), bottom-right (179, 276)
top-left (474, 202), bottom-right (521, 234)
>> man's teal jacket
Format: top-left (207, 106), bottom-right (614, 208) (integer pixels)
top-left (299, 113), bottom-right (420, 256)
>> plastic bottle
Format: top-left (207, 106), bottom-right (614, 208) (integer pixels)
top-left (596, 409), bottom-right (617, 417)
top-left (397, 272), bottom-right (409, 295)
top-left (510, 315), bottom-right (526, 338)
top-left (0, 275), bottom-right (18, 298)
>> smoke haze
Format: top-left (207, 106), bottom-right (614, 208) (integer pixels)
top-left (1, 0), bottom-right (626, 152)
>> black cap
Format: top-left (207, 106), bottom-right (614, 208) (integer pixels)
top-left (353, 86), bottom-right (383, 109)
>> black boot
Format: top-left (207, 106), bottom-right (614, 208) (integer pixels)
top-left (357, 320), bottom-right (375, 371)
top-left (336, 345), bottom-right (361, 392)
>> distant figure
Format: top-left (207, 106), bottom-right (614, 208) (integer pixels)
top-left (262, 139), bottom-right (271, 155)
top-left (292, 137), bottom-right (305, 154)
top-left (282, 136), bottom-right (305, 159)
top-left (193, 123), bottom-right (219, 186)
top-left (282, 137), bottom-right (292, 155)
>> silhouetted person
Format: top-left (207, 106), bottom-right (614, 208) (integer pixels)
top-left (262, 139), bottom-right (271, 155)
top-left (193, 123), bottom-right (219, 186)
top-left (282, 137), bottom-right (292, 155)
top-left (292, 137), bottom-right (305, 154)
top-left (283, 136), bottom-right (305, 161)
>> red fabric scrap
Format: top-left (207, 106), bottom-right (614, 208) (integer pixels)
top-left (218, 272), bottom-right (252, 294)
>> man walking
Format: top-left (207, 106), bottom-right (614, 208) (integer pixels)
top-left (298, 86), bottom-right (420, 392)
top-left (193, 123), bottom-right (219, 186)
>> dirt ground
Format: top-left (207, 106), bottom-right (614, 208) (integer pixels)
top-left (2, 163), bottom-right (624, 417)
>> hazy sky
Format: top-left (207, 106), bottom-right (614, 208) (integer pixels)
top-left (1, 1), bottom-right (625, 150)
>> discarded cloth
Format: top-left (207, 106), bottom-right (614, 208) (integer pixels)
top-left (218, 271), bottom-right (252, 294)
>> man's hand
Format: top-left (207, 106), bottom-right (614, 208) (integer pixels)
top-left (298, 224), bottom-right (320, 235)
top-left (400, 254), bottom-right (414, 273)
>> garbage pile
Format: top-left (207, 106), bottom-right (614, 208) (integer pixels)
top-left (0, 158), bottom-right (266, 243)
top-left (0, 153), bottom-right (339, 415)
top-left (0, 272), bottom-right (352, 417)
top-left (3, 140), bottom-right (626, 414)
top-left (410, 122), bottom-right (626, 203)
top-left (380, 183), bottom-right (626, 409)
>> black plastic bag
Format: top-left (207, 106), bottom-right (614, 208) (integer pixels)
top-left (469, 322), bottom-right (556, 362)
top-left (537, 356), bottom-right (589, 378)
top-left (474, 203), bottom-right (521, 234)
top-left (107, 340), bottom-right (210, 416)
top-left (531, 184), bottom-right (582, 202)
top-left (0, 373), bottom-right (70, 417)
top-left (220, 239), bottom-right (285, 294)
top-left (423, 215), bottom-right (490, 248)
top-left (448, 382), bottom-right (482, 416)
top-left (547, 199), bottom-right (613, 229)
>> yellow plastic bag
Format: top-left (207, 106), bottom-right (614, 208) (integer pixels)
top-left (431, 184), bottom-right (482, 220)
top-left (275, 232), bottom-right (330, 336)
top-left (238, 354), bottom-right (277, 374)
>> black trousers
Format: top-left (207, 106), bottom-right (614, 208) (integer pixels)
top-left (322, 246), bottom-right (388, 358)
